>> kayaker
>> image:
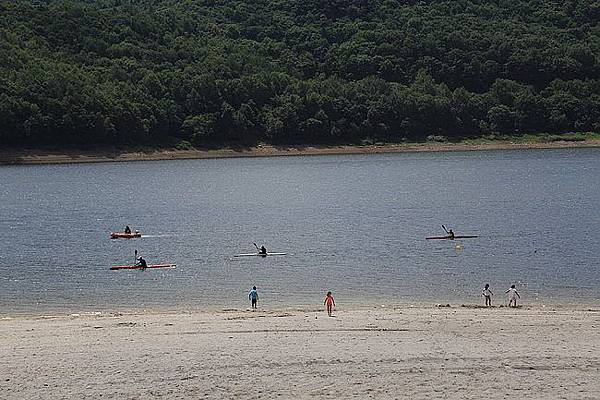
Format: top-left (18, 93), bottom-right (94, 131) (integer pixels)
top-left (259, 245), bottom-right (267, 255)
top-left (136, 256), bottom-right (147, 269)
top-left (124, 226), bottom-right (131, 234)
top-left (447, 229), bottom-right (455, 239)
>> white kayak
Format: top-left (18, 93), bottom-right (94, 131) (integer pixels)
top-left (234, 252), bottom-right (287, 257)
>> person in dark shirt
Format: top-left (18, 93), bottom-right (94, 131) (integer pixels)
top-left (136, 256), bottom-right (147, 269)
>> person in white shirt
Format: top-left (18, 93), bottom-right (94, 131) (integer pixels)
top-left (505, 284), bottom-right (520, 307)
top-left (482, 284), bottom-right (493, 306)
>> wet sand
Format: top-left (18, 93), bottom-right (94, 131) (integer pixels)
top-left (1, 140), bottom-right (599, 165)
top-left (2, 305), bottom-right (599, 399)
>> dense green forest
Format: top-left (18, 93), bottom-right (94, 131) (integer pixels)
top-left (1, 0), bottom-right (599, 148)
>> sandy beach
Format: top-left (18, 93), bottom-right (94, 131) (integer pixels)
top-left (2, 305), bottom-right (599, 399)
top-left (1, 140), bottom-right (599, 165)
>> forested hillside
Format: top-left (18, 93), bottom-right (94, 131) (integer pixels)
top-left (1, 0), bottom-right (599, 148)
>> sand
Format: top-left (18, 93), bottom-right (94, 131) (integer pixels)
top-left (1, 140), bottom-right (599, 165)
top-left (2, 305), bottom-right (599, 399)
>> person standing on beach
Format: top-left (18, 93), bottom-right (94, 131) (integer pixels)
top-left (506, 285), bottom-right (520, 307)
top-left (324, 291), bottom-right (335, 317)
top-left (248, 286), bottom-right (259, 309)
top-left (482, 284), bottom-right (493, 306)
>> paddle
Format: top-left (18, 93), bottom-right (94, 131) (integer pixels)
top-left (442, 225), bottom-right (449, 234)
top-left (134, 249), bottom-right (138, 266)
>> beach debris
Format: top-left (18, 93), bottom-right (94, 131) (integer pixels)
top-left (116, 322), bottom-right (137, 327)
top-left (461, 304), bottom-right (493, 308)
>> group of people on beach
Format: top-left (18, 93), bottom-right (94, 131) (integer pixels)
top-left (482, 284), bottom-right (521, 307)
top-left (248, 284), bottom-right (520, 314)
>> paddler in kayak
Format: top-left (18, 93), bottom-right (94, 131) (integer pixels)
top-left (259, 245), bottom-right (267, 255)
top-left (441, 225), bottom-right (455, 239)
top-left (136, 256), bottom-right (147, 269)
top-left (124, 226), bottom-right (131, 234)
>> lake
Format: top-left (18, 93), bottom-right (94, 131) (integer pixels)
top-left (1, 148), bottom-right (599, 315)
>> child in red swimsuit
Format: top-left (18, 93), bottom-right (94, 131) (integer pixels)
top-left (324, 291), bottom-right (335, 317)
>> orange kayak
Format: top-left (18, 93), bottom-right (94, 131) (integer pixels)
top-left (110, 264), bottom-right (175, 270)
top-left (110, 232), bottom-right (142, 239)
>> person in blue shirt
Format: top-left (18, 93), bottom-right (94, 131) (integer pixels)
top-left (248, 286), bottom-right (259, 309)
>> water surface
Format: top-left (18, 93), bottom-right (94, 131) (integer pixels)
top-left (1, 148), bottom-right (598, 314)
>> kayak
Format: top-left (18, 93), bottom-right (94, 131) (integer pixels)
top-left (426, 235), bottom-right (478, 240)
top-left (110, 264), bottom-right (176, 270)
top-left (110, 232), bottom-right (142, 239)
top-left (234, 252), bottom-right (287, 257)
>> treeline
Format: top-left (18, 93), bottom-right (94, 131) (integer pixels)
top-left (1, 0), bottom-right (599, 148)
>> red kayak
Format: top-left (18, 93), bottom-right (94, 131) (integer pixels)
top-left (110, 264), bottom-right (176, 270)
top-left (110, 232), bottom-right (142, 239)
top-left (426, 235), bottom-right (478, 240)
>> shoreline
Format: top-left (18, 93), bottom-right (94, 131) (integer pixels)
top-left (1, 139), bottom-right (599, 165)
top-left (3, 305), bottom-right (600, 399)
top-left (3, 301), bottom-right (600, 320)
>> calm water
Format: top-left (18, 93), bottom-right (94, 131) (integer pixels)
top-left (1, 149), bottom-right (599, 315)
